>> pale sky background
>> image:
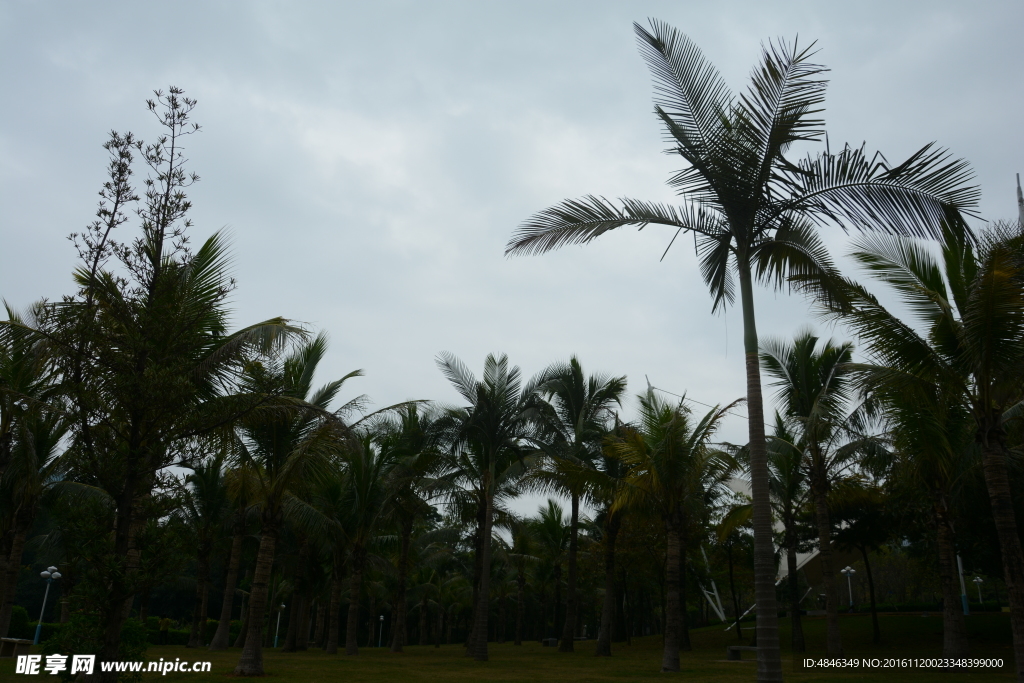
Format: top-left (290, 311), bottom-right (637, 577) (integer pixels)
top-left (2, 1), bottom-right (1021, 517)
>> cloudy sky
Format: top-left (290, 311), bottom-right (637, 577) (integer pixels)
top-left (2, 1), bottom-right (1021, 513)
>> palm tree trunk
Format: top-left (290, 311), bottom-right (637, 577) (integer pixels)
top-left (859, 545), bottom-right (880, 645)
top-left (812, 460), bottom-right (842, 656)
top-left (515, 572), bottom-right (526, 646)
top-left (313, 600), bottom-right (325, 647)
top-left (233, 565), bottom-right (252, 649)
top-left (296, 593), bottom-right (310, 650)
top-left (679, 524), bottom-right (691, 652)
top-left (934, 499), bottom-right (969, 659)
top-left (661, 518), bottom-right (681, 672)
top-left (435, 597), bottom-right (443, 647)
top-left (419, 595), bottom-right (429, 646)
top-left (392, 519), bottom-right (412, 652)
top-left (786, 529), bottom-right (805, 652)
top-left (737, 258), bottom-right (782, 682)
top-left (979, 438), bottom-right (1024, 682)
top-left (210, 531), bottom-right (244, 650)
top-left (345, 547), bottom-right (365, 655)
top-left (470, 490), bottom-right (494, 661)
top-left (595, 511), bottom-right (621, 656)
top-left (326, 561), bottom-right (342, 654)
top-left (727, 542), bottom-right (743, 641)
top-left (188, 552), bottom-right (210, 647)
top-left (233, 523), bottom-right (277, 676)
top-left (559, 491), bottom-right (579, 652)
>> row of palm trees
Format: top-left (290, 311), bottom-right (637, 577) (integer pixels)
top-left (2, 19), bottom-right (1022, 683)
top-left (2, 218), bottom-right (1021, 676)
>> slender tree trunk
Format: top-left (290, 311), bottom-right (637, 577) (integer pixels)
top-left (679, 523), bottom-right (691, 652)
top-left (326, 561), bottom-right (342, 654)
top-left (419, 595), bottom-right (429, 646)
top-left (283, 598), bottom-right (300, 651)
top-left (595, 512), bottom-right (621, 656)
top-left (737, 260), bottom-right (782, 683)
top-left (366, 594), bottom-right (376, 648)
top-left (392, 519), bottom-right (413, 652)
top-left (470, 490), bottom-right (494, 661)
top-left (859, 546), bottom-right (880, 645)
top-left (497, 591), bottom-right (506, 644)
top-left (435, 597), bottom-right (443, 648)
top-left (233, 523), bottom-right (277, 676)
top-left (934, 500), bottom-right (970, 659)
top-left (188, 551), bottom-right (210, 647)
top-left (515, 572), bottom-right (526, 646)
top-left (812, 459), bottom-right (842, 656)
top-left (786, 529), bottom-right (805, 652)
top-left (233, 566), bottom-right (253, 649)
top-left (979, 435), bottom-right (1024, 683)
top-left (661, 518), bottom-right (681, 672)
top-left (296, 593), bottom-right (310, 650)
top-left (465, 508), bottom-right (483, 654)
top-left (234, 597), bottom-right (249, 649)
top-left (559, 491), bottom-right (579, 652)
top-left (727, 542), bottom-right (743, 641)
top-left (210, 531), bottom-right (244, 650)
top-left (314, 600), bottom-right (325, 647)
top-left (345, 547), bottom-right (365, 655)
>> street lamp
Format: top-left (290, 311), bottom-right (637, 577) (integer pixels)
top-left (34, 566), bottom-right (61, 644)
top-left (274, 603), bottom-right (286, 648)
top-left (378, 615), bottom-right (384, 647)
top-left (841, 566), bottom-right (856, 610)
top-left (973, 577), bottom-right (984, 604)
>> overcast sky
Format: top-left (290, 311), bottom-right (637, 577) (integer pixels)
top-left (2, 1), bottom-right (1021, 516)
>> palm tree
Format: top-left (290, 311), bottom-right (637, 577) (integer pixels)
top-left (434, 352), bottom-right (541, 661)
top-left (529, 499), bottom-right (571, 642)
top-left (505, 21), bottom-right (978, 681)
top-left (181, 454), bottom-right (231, 648)
top-left (759, 332), bottom-right (868, 655)
top-left (826, 223), bottom-right (1024, 672)
top-left (232, 333), bottom-right (361, 675)
top-left (376, 405), bottom-right (442, 653)
top-left (531, 357), bottom-right (625, 651)
top-left (338, 433), bottom-right (401, 656)
top-left (609, 390), bottom-right (736, 672)
top-left (208, 463), bottom-right (257, 650)
top-left (765, 414), bottom-right (810, 653)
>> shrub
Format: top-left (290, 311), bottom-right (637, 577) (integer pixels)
top-left (41, 614), bottom-right (147, 683)
top-left (8, 606), bottom-right (31, 639)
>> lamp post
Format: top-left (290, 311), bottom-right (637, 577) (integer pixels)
top-left (34, 566), bottom-right (61, 644)
top-left (378, 615), bottom-right (384, 647)
top-left (973, 577), bottom-right (984, 605)
top-left (841, 566), bottom-right (856, 610)
top-left (274, 603), bottom-right (286, 648)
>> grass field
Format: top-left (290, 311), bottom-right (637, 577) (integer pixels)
top-left (1, 613), bottom-right (1015, 681)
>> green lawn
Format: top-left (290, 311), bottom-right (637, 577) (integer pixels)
top-left (1, 614), bottom-right (1015, 681)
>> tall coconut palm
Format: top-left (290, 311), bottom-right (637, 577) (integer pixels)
top-left (338, 433), bottom-right (401, 656)
top-left (531, 357), bottom-right (625, 651)
top-left (376, 405), bottom-right (442, 653)
top-left (434, 352), bottom-right (541, 661)
top-left (609, 390), bottom-right (737, 672)
top-left (232, 333), bottom-right (361, 675)
top-left (208, 463), bottom-right (258, 650)
top-left (759, 332), bottom-right (866, 655)
top-left (824, 222), bottom-right (1024, 676)
top-left (181, 454), bottom-right (231, 648)
top-left (506, 21), bottom-right (978, 681)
